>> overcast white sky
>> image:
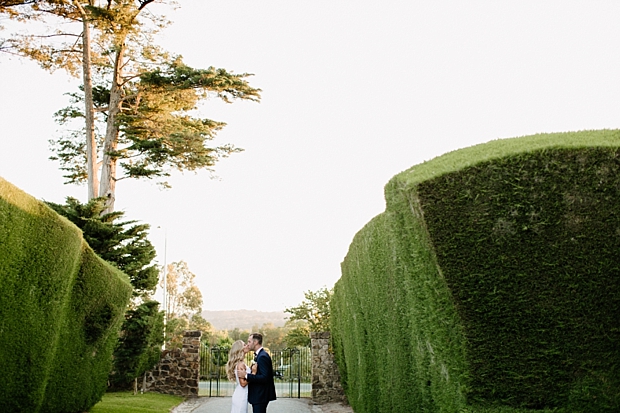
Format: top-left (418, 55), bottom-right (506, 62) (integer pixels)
top-left (2, 1), bottom-right (620, 312)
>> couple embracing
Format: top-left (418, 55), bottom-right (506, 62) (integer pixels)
top-left (226, 333), bottom-right (277, 413)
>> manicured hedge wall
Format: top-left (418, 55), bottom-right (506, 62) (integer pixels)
top-left (332, 130), bottom-right (620, 413)
top-left (0, 178), bottom-right (133, 413)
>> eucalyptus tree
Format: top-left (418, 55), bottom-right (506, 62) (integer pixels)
top-left (162, 259), bottom-right (203, 320)
top-left (160, 260), bottom-right (204, 348)
top-left (1, 0), bottom-right (101, 197)
top-left (2, 0), bottom-right (261, 212)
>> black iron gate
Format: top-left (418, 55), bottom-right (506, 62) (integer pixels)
top-left (271, 347), bottom-right (312, 398)
top-left (199, 345), bottom-right (311, 398)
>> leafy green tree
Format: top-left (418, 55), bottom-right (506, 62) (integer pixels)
top-left (190, 314), bottom-right (214, 345)
top-left (252, 322), bottom-right (287, 351)
top-left (227, 327), bottom-right (246, 341)
top-left (211, 336), bottom-right (233, 366)
top-left (283, 287), bottom-right (332, 347)
top-left (189, 313), bottom-right (212, 334)
top-left (110, 300), bottom-right (164, 389)
top-left (283, 320), bottom-right (311, 348)
top-left (285, 287), bottom-right (333, 332)
top-left (46, 196), bottom-right (158, 296)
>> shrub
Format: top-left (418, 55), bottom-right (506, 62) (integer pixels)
top-left (110, 301), bottom-right (165, 389)
top-left (332, 130), bottom-right (620, 413)
top-left (0, 178), bottom-right (133, 413)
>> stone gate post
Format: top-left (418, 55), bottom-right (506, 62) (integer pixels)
top-left (311, 331), bottom-right (345, 404)
top-left (144, 330), bottom-right (202, 396)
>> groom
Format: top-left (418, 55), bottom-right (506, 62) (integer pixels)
top-left (243, 333), bottom-right (277, 413)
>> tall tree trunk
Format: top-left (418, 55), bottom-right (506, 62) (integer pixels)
top-left (74, 0), bottom-right (99, 200)
top-left (99, 42), bottom-right (125, 213)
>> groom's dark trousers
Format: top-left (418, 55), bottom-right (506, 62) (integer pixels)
top-left (252, 403), bottom-right (268, 413)
top-left (247, 350), bottom-right (277, 413)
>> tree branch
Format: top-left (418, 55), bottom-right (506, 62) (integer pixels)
top-left (27, 33), bottom-right (81, 39)
top-left (36, 8), bottom-right (81, 21)
top-left (137, 0), bottom-right (156, 11)
top-left (118, 72), bottom-right (142, 87)
top-left (0, 48), bottom-right (23, 57)
top-left (0, 0), bottom-right (36, 7)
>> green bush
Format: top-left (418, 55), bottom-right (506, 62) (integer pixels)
top-left (0, 178), bottom-right (133, 413)
top-left (110, 300), bottom-right (165, 389)
top-left (332, 130), bottom-right (620, 413)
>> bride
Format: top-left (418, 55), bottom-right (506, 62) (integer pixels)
top-left (226, 340), bottom-right (256, 413)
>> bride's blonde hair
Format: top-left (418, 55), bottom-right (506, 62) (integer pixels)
top-left (226, 340), bottom-right (246, 381)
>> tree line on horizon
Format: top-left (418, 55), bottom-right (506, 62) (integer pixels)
top-left (201, 287), bottom-right (333, 351)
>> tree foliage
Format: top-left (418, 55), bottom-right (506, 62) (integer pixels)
top-left (284, 287), bottom-right (332, 333)
top-left (163, 260), bottom-right (202, 318)
top-left (0, 1), bottom-right (85, 72)
top-left (110, 300), bottom-right (164, 389)
top-left (162, 260), bottom-right (205, 348)
top-left (283, 320), bottom-right (311, 348)
top-left (2, 0), bottom-right (261, 211)
top-left (46, 195), bottom-right (164, 389)
top-left (46, 196), bottom-right (158, 296)
top-left (52, 55), bottom-right (260, 191)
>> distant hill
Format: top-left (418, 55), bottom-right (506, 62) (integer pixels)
top-left (201, 309), bottom-right (288, 331)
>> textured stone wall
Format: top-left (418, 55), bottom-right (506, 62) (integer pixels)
top-left (145, 330), bottom-right (201, 397)
top-left (311, 331), bottom-right (346, 404)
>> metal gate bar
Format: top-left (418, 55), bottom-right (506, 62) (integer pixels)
top-left (199, 346), bottom-right (311, 398)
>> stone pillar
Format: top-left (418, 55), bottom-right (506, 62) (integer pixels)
top-left (144, 330), bottom-right (201, 397)
top-left (311, 331), bottom-right (346, 404)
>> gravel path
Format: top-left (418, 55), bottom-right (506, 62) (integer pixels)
top-left (171, 397), bottom-right (353, 413)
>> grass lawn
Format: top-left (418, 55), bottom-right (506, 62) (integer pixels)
top-left (89, 392), bottom-right (184, 413)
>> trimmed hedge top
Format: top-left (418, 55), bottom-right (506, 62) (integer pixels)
top-left (394, 130), bottom-right (620, 186)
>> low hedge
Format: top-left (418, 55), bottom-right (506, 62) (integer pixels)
top-left (0, 178), bottom-right (133, 413)
top-left (332, 130), bottom-right (620, 413)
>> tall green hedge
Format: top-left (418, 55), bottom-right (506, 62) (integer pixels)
top-left (332, 130), bottom-right (620, 413)
top-left (0, 178), bottom-right (133, 413)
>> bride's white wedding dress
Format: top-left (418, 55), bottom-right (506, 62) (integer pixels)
top-left (231, 364), bottom-right (250, 413)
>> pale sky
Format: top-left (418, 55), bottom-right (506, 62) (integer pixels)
top-left (1, 1), bottom-right (620, 312)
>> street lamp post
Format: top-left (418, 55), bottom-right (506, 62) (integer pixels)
top-left (163, 230), bottom-right (167, 328)
top-left (157, 226), bottom-right (168, 348)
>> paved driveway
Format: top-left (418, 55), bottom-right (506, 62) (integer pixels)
top-left (172, 397), bottom-right (353, 413)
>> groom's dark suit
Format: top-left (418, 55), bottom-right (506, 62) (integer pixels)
top-left (246, 348), bottom-right (277, 413)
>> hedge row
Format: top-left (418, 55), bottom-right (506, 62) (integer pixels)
top-left (332, 130), bottom-right (620, 413)
top-left (0, 178), bottom-right (133, 413)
